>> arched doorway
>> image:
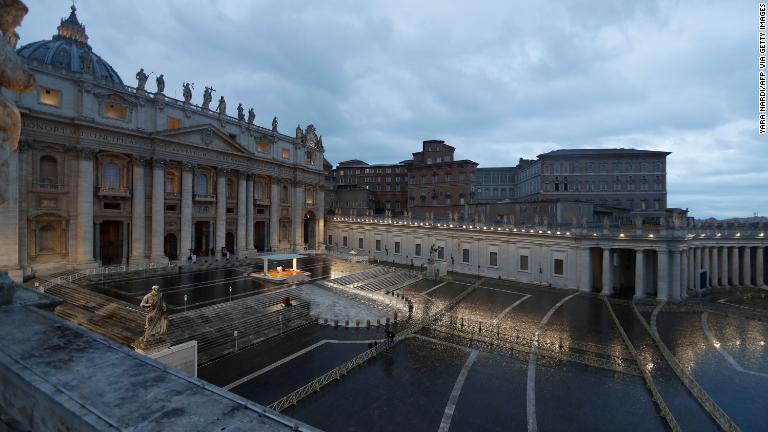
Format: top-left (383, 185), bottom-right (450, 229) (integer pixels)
top-left (164, 233), bottom-right (178, 261)
top-left (303, 210), bottom-right (316, 249)
top-left (225, 231), bottom-right (235, 255)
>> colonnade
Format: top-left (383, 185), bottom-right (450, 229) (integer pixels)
top-left (75, 153), bottom-right (323, 265)
top-left (594, 244), bottom-right (766, 301)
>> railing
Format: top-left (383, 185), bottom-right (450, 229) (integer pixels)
top-left (194, 193), bottom-right (216, 201)
top-left (267, 279), bottom-right (481, 413)
top-left (36, 260), bottom-right (178, 292)
top-left (632, 301), bottom-right (742, 432)
top-left (97, 186), bottom-right (130, 195)
top-left (601, 297), bottom-right (680, 431)
top-left (33, 182), bottom-right (65, 191)
top-left (165, 192), bottom-right (180, 199)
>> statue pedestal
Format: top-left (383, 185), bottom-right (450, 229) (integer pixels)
top-left (132, 336), bottom-right (171, 355)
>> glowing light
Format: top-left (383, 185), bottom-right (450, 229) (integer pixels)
top-left (649, 234), bottom-right (654, 238)
top-left (713, 341), bottom-right (721, 348)
top-left (593, 233), bottom-right (597, 236)
top-left (735, 233), bottom-right (741, 237)
top-left (566, 232), bottom-right (570, 235)
top-left (619, 233), bottom-right (625, 238)
top-left (556, 231), bottom-right (561, 235)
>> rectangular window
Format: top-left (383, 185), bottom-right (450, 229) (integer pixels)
top-left (554, 258), bottom-right (565, 276)
top-left (38, 87), bottom-right (61, 106)
top-left (438, 246), bottom-right (445, 260)
top-left (462, 248), bottom-right (470, 264)
top-left (165, 204), bottom-right (177, 212)
top-left (394, 242), bottom-right (401, 254)
top-left (358, 238), bottom-right (364, 249)
top-left (376, 239), bottom-right (382, 251)
top-left (281, 148), bottom-right (290, 159)
top-left (104, 102), bottom-right (127, 120)
top-left (343, 236), bottom-right (348, 247)
top-left (103, 202), bottom-right (120, 210)
top-left (489, 251), bottom-right (498, 267)
top-left (519, 254), bottom-right (529, 271)
top-left (415, 243), bottom-right (422, 257)
top-left (167, 116), bottom-right (181, 129)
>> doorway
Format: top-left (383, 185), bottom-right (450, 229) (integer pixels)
top-left (164, 233), bottom-right (178, 261)
top-left (100, 221), bottom-right (123, 265)
top-left (194, 221), bottom-right (211, 256)
top-left (303, 210), bottom-right (316, 249)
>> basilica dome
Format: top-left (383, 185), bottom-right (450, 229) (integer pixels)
top-left (16, 5), bottom-right (123, 84)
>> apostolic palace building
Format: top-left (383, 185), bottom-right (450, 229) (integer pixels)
top-left (0, 6), bottom-right (326, 280)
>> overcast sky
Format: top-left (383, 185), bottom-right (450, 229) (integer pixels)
top-left (18, 0), bottom-right (765, 218)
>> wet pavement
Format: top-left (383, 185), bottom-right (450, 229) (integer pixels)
top-left (83, 258), bottom-right (768, 431)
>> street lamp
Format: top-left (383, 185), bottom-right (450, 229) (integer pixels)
top-left (234, 330), bottom-right (238, 352)
top-left (229, 286), bottom-right (232, 303)
top-left (183, 294), bottom-right (188, 312)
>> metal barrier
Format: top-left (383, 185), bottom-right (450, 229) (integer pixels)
top-left (601, 297), bottom-right (681, 431)
top-left (632, 301), bottom-right (742, 432)
top-left (267, 279), bottom-right (482, 412)
top-left (36, 260), bottom-right (178, 292)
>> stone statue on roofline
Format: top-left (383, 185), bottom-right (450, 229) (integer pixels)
top-left (296, 124), bottom-right (303, 140)
top-left (237, 103), bottom-right (245, 122)
top-left (272, 116), bottom-right (278, 132)
top-left (216, 96), bottom-right (226, 116)
top-left (202, 86), bottom-right (215, 110)
top-left (135, 68), bottom-right (148, 91)
top-left (247, 108), bottom-right (255, 125)
top-left (182, 82), bottom-right (193, 103)
top-left (155, 74), bottom-right (165, 94)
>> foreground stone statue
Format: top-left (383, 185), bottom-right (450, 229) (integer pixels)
top-left (0, 0), bottom-right (36, 209)
top-left (133, 285), bottom-right (169, 353)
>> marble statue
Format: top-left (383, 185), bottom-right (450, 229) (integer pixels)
top-left (236, 103), bottom-right (244, 122)
top-left (79, 49), bottom-right (91, 73)
top-left (135, 68), bottom-right (148, 91)
top-left (155, 73), bottom-right (164, 94)
top-left (138, 285), bottom-right (168, 341)
top-left (182, 82), bottom-right (193, 103)
top-left (202, 86), bottom-right (215, 110)
top-left (0, 0), bottom-right (35, 206)
top-left (272, 116), bottom-right (278, 132)
top-left (216, 96), bottom-right (226, 116)
top-left (428, 244), bottom-right (438, 265)
top-left (247, 108), bottom-right (255, 125)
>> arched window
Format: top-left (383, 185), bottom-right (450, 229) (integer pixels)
top-left (38, 224), bottom-right (57, 253)
top-left (103, 162), bottom-right (120, 190)
top-left (39, 156), bottom-right (58, 185)
top-left (165, 171), bottom-right (178, 193)
top-left (196, 173), bottom-right (209, 194)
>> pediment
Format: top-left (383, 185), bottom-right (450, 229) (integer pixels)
top-left (155, 124), bottom-right (253, 156)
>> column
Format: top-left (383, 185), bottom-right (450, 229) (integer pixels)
top-left (180, 164), bottom-right (193, 261)
top-left (236, 173), bottom-right (247, 254)
top-left (710, 247), bottom-right (719, 288)
top-left (670, 250), bottom-right (681, 301)
top-left (756, 247), bottom-right (765, 288)
top-left (731, 246), bottom-right (740, 286)
top-left (130, 158), bottom-right (146, 261)
top-left (216, 169), bottom-right (227, 255)
top-left (579, 247), bottom-right (592, 292)
top-left (316, 188), bottom-right (325, 250)
top-left (657, 249), bottom-right (669, 301)
top-left (634, 249), bottom-right (645, 298)
top-left (601, 247), bottom-right (612, 296)
top-left (694, 247), bottom-right (702, 291)
top-left (150, 159), bottom-right (166, 261)
top-left (702, 246), bottom-right (710, 289)
top-left (743, 246), bottom-right (752, 287)
top-left (269, 181), bottom-right (280, 250)
top-left (75, 151), bottom-right (95, 265)
top-left (720, 246), bottom-right (729, 288)
top-left (680, 249), bottom-right (688, 299)
top-left (245, 175), bottom-right (254, 251)
top-left (688, 247), bottom-right (695, 291)
top-left (292, 184), bottom-right (304, 249)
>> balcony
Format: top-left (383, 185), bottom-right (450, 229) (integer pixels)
top-left (32, 182), bottom-right (65, 192)
top-left (165, 192), bottom-right (180, 200)
top-left (194, 193), bottom-right (216, 202)
top-left (97, 186), bottom-right (130, 198)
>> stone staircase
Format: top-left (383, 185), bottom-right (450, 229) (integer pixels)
top-left (45, 283), bottom-right (144, 347)
top-left (355, 270), bottom-right (423, 293)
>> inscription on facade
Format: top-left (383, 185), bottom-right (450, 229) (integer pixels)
top-left (22, 119), bottom-right (139, 146)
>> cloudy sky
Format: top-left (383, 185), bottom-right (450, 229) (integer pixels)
top-left (18, 0), bottom-right (765, 218)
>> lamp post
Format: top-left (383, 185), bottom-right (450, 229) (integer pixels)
top-left (234, 330), bottom-right (238, 352)
top-left (184, 294), bottom-right (188, 312)
top-left (229, 286), bottom-right (232, 303)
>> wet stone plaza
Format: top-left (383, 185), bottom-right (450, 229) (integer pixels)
top-left (133, 258), bottom-right (767, 432)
